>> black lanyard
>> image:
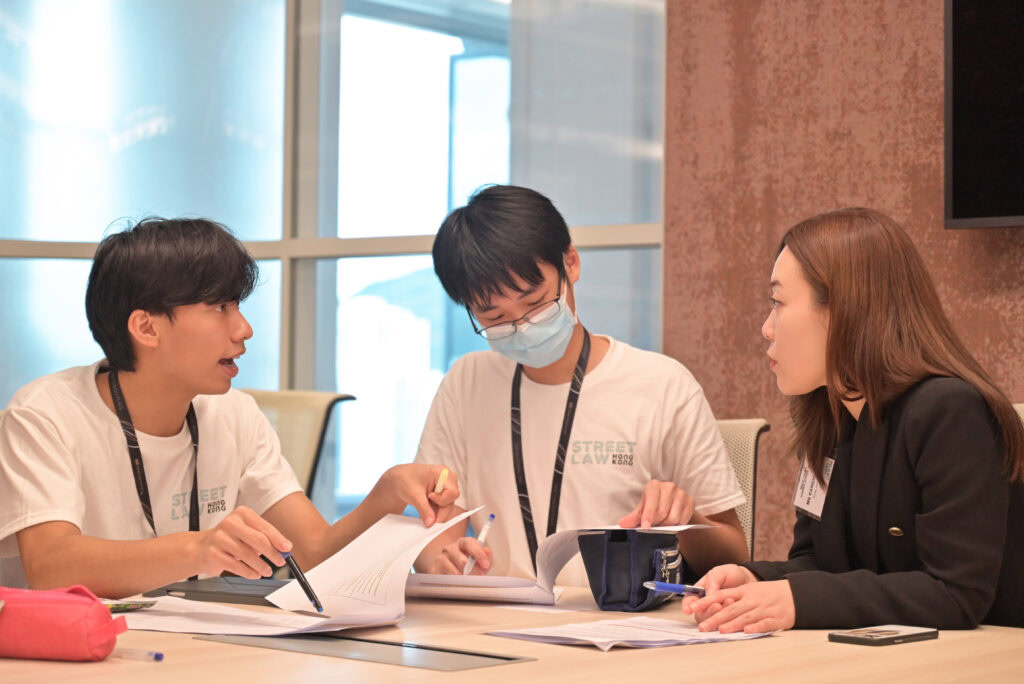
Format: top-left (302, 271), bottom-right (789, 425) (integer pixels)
top-left (511, 329), bottom-right (590, 572)
top-left (104, 368), bottom-right (200, 538)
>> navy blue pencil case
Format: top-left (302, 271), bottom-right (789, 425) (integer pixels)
top-left (578, 529), bottom-right (687, 612)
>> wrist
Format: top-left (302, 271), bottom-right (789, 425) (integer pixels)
top-left (739, 565), bottom-right (758, 583)
top-left (184, 530), bottom-right (205, 571)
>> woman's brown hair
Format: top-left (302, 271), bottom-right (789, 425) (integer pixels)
top-left (782, 207), bottom-right (1024, 483)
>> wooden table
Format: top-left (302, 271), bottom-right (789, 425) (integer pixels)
top-left (1, 589), bottom-right (1022, 683)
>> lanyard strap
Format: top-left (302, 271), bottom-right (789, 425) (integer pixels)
top-left (106, 368), bottom-right (200, 537)
top-left (511, 329), bottom-right (591, 572)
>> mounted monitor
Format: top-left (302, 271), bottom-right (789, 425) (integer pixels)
top-left (945, 0), bottom-right (1024, 228)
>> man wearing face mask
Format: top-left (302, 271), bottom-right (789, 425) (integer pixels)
top-left (413, 185), bottom-right (748, 586)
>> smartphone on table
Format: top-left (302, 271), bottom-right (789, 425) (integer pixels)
top-left (828, 625), bottom-right (938, 646)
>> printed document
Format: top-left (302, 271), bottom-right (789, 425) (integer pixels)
top-left (407, 524), bottom-right (708, 605)
top-left (488, 616), bottom-right (772, 651)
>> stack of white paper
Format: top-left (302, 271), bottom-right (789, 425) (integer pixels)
top-left (487, 616), bottom-right (772, 651)
top-left (407, 524), bottom-right (709, 605)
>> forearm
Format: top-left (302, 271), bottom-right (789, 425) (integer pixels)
top-left (21, 531), bottom-right (200, 598)
top-left (743, 511), bottom-right (820, 580)
top-left (677, 511), bottom-right (749, 577)
top-left (301, 479), bottom-right (414, 568)
top-left (743, 558), bottom-right (818, 580)
top-left (276, 463), bottom-right (460, 570)
top-left (786, 568), bottom-right (991, 629)
top-left (309, 502), bottom-right (390, 568)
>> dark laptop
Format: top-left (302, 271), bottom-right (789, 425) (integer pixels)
top-left (143, 576), bottom-right (288, 606)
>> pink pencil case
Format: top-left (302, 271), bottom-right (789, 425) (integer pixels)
top-left (0, 584), bottom-right (127, 661)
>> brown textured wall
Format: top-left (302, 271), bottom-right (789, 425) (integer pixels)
top-left (663, 1), bottom-right (1024, 561)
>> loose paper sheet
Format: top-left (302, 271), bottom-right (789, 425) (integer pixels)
top-left (488, 616), bottom-right (772, 651)
top-left (125, 596), bottom-right (342, 635)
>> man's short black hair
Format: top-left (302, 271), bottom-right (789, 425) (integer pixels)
top-left (432, 185), bottom-right (571, 308)
top-left (85, 217), bottom-right (258, 371)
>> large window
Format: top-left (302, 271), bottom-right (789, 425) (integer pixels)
top-left (1, 0), bottom-right (665, 523)
top-left (0, 0), bottom-right (286, 401)
top-left (336, 13), bottom-right (509, 238)
top-left (0, 0), bottom-right (285, 242)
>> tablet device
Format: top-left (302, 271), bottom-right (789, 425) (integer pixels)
top-left (828, 625), bottom-right (938, 646)
top-left (142, 577), bottom-right (288, 606)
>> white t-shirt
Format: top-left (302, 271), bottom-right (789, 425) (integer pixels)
top-left (0, 361), bottom-right (302, 588)
top-left (414, 336), bottom-right (744, 587)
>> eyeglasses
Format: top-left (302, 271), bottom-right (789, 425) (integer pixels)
top-left (468, 274), bottom-right (564, 341)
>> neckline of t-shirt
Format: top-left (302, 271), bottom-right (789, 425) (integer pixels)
top-left (84, 359), bottom-right (119, 428)
top-left (83, 359), bottom-right (192, 443)
top-left (517, 334), bottom-right (622, 390)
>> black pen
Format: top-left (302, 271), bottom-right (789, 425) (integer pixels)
top-left (263, 551), bottom-right (323, 613)
top-left (282, 551), bottom-right (323, 613)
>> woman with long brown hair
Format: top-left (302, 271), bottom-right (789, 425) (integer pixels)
top-left (682, 208), bottom-right (1024, 631)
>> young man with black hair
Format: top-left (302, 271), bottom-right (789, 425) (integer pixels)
top-left (0, 218), bottom-right (457, 597)
top-left (414, 185), bottom-right (748, 586)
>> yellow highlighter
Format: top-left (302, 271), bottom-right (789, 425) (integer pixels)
top-left (433, 467), bottom-right (449, 494)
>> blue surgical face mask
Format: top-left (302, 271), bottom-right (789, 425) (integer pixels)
top-left (487, 283), bottom-right (579, 368)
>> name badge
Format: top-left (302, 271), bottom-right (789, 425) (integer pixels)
top-left (793, 455), bottom-right (834, 520)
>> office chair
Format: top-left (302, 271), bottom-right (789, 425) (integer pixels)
top-left (716, 418), bottom-right (770, 560)
top-left (240, 389), bottom-right (354, 497)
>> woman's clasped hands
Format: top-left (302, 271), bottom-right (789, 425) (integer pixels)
top-left (681, 564), bottom-right (796, 634)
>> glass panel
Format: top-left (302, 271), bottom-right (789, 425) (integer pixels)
top-left (576, 247), bottom-right (661, 353)
top-left (236, 260), bottom-right (282, 391)
top-left (313, 248), bottom-right (659, 520)
top-left (449, 51), bottom-right (510, 212)
top-left (337, 13), bottom-right (492, 238)
top-left (0, 0), bottom-right (285, 241)
top-left (509, 1), bottom-right (664, 226)
top-left (0, 259), bottom-right (102, 406)
top-left (319, 254), bottom-right (486, 518)
top-left (333, 0), bottom-right (660, 237)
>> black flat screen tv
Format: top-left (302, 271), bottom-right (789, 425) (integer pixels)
top-left (946, 0), bottom-right (1024, 228)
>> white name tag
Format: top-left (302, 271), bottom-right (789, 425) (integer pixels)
top-left (793, 455), bottom-right (834, 520)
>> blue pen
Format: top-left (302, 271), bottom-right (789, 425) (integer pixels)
top-left (112, 647), bottom-right (164, 662)
top-left (643, 581), bottom-right (706, 597)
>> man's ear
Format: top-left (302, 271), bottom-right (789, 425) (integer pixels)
top-left (564, 245), bottom-right (581, 284)
top-left (126, 309), bottom-right (161, 351)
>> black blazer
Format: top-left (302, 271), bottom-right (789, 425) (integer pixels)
top-left (746, 377), bottom-right (1023, 628)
